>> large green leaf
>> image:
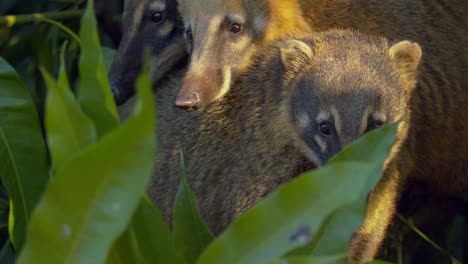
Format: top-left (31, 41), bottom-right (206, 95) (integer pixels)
top-left (108, 197), bottom-right (185, 264)
top-left (77, 0), bottom-right (118, 137)
top-left (287, 204), bottom-right (362, 259)
top-left (289, 122), bottom-right (400, 258)
top-left (131, 197), bottom-right (185, 264)
top-left (327, 121), bottom-right (400, 167)
top-left (16, 62), bottom-right (156, 264)
top-left (197, 162), bottom-right (374, 264)
top-left (106, 227), bottom-right (141, 264)
top-left (197, 123), bottom-right (399, 264)
top-left (0, 57), bottom-right (49, 250)
top-left (174, 152), bottom-right (214, 264)
top-left (42, 43), bottom-right (96, 171)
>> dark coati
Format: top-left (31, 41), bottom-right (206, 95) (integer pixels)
top-left (127, 30), bottom-right (426, 238)
top-left (108, 0), bottom-right (187, 105)
top-left (175, 0), bottom-right (467, 111)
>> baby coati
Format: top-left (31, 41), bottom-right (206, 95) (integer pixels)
top-left (132, 30), bottom-right (427, 237)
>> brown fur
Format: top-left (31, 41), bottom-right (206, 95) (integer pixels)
top-left (119, 31), bottom-right (431, 238)
top-left (175, 0), bottom-right (312, 108)
top-left (148, 52), bottom-right (314, 235)
top-left (175, 0), bottom-right (468, 260)
top-left (176, 0), bottom-right (467, 110)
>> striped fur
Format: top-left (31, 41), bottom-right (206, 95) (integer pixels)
top-left (109, 0), bottom-right (186, 105)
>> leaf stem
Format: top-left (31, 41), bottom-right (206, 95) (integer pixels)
top-left (396, 213), bottom-right (459, 264)
top-left (0, 10), bottom-right (84, 27)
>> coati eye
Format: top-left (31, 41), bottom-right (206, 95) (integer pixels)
top-left (368, 120), bottom-right (384, 131)
top-left (319, 122), bottom-right (332, 136)
top-left (149, 11), bottom-right (166, 24)
top-left (229, 22), bottom-right (242, 34)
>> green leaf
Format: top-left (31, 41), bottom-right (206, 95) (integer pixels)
top-left (174, 151), bottom-right (214, 264)
top-left (327, 120), bottom-right (400, 166)
top-left (289, 122), bottom-right (400, 257)
top-left (0, 57), bottom-right (49, 250)
top-left (106, 227), bottom-right (141, 264)
top-left (77, 0), bottom-right (118, 137)
top-left (197, 123), bottom-right (398, 264)
top-left (131, 197), bottom-right (185, 264)
top-left (108, 197), bottom-right (185, 264)
top-left (197, 162), bottom-right (374, 264)
top-left (17, 62), bottom-right (156, 264)
top-left (42, 43), bottom-right (96, 171)
top-left (266, 254), bottom-right (347, 264)
top-left (289, 204), bottom-right (362, 258)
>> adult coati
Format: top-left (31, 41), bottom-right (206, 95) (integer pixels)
top-left (108, 0), bottom-right (187, 105)
top-left (129, 31), bottom-right (427, 240)
top-left (175, 0), bottom-right (467, 111)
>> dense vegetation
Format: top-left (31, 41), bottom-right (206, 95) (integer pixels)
top-left (0, 1), bottom-right (464, 263)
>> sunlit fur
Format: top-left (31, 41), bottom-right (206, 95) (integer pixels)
top-left (176, 0), bottom-right (311, 108)
top-left (284, 32), bottom-right (422, 167)
top-left (176, 0), bottom-right (467, 113)
top-left (279, 20), bottom-right (467, 262)
top-left (118, 31), bottom-right (438, 238)
top-left (109, 0), bottom-right (186, 105)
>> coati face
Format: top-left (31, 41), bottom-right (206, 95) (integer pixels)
top-left (175, 0), bottom-right (310, 109)
top-left (109, 0), bottom-right (186, 105)
top-left (279, 33), bottom-right (422, 166)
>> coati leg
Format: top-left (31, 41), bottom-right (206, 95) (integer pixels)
top-left (348, 160), bottom-right (411, 264)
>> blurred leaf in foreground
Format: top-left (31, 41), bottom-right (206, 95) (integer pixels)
top-left (0, 57), bottom-right (49, 251)
top-left (174, 151), bottom-right (214, 264)
top-left (17, 53), bottom-right (156, 264)
top-left (77, 0), bottom-right (118, 137)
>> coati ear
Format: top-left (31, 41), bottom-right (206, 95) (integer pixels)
top-left (279, 39), bottom-right (313, 74)
top-left (389, 40), bottom-right (422, 78)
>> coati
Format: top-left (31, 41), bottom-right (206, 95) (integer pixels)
top-left (126, 30), bottom-right (425, 238)
top-left (175, 0), bottom-right (311, 108)
top-left (108, 0), bottom-right (187, 105)
top-left (283, 32), bottom-right (466, 263)
top-left (175, 0), bottom-right (467, 110)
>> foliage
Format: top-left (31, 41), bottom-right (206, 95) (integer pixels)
top-left (173, 152), bottom-right (214, 264)
top-left (0, 56), bottom-right (49, 250)
top-left (0, 1), bottom-right (465, 264)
